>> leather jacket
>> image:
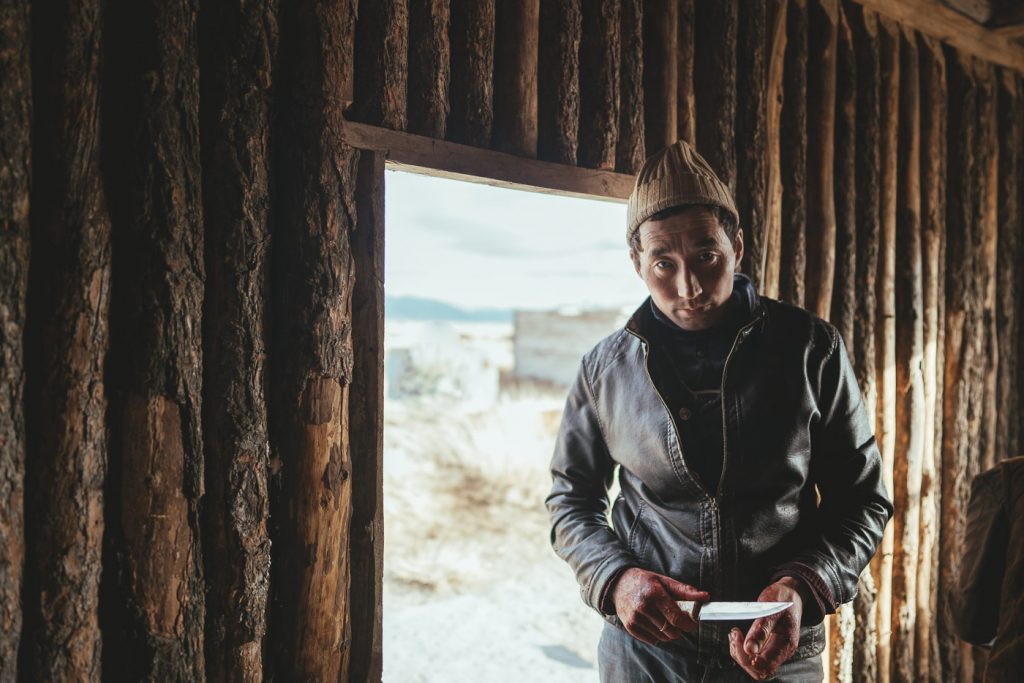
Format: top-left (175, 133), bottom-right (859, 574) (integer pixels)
top-left (546, 294), bottom-right (893, 666)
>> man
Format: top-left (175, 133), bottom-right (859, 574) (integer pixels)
top-left (951, 456), bottom-right (1024, 682)
top-left (547, 141), bottom-right (892, 681)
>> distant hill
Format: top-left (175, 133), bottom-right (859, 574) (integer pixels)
top-left (385, 295), bottom-right (513, 323)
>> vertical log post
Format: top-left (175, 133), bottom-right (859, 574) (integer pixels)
top-left (694, 0), bottom-right (737, 191)
top-left (448, 0), bottom-right (495, 147)
top-left (21, 0), bottom-right (110, 678)
top-left (408, 0), bottom-right (451, 138)
top-left (198, 0), bottom-right (276, 679)
top-left (643, 0), bottom-right (677, 156)
top-left (779, 0), bottom-right (806, 307)
top-left (578, 0), bottom-right (621, 170)
top-left (762, 0), bottom-right (787, 300)
top-left (493, 0), bottom-right (539, 157)
top-left (348, 152), bottom-right (386, 683)
top-left (976, 64), bottom-right (999, 475)
top-left (268, 1), bottom-right (358, 679)
top-left (996, 71), bottom-right (1022, 460)
top-left (616, 0), bottom-right (644, 172)
top-left (677, 0), bottom-right (696, 146)
top-left (805, 0), bottom-right (838, 320)
top-left (892, 25), bottom-right (923, 683)
top-left (736, 0), bottom-right (768, 291)
top-left (0, 0), bottom-right (30, 676)
top-left (917, 33), bottom-right (947, 683)
top-left (352, 0), bottom-right (408, 131)
top-left (538, 0), bottom-right (581, 165)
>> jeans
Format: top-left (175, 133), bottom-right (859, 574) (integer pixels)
top-left (598, 623), bottom-right (824, 683)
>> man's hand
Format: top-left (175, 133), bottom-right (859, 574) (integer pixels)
top-left (610, 568), bottom-right (709, 645)
top-left (728, 577), bottom-right (808, 680)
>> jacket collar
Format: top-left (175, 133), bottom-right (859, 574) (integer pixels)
top-left (625, 273), bottom-right (765, 340)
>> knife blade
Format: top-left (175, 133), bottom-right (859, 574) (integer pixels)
top-left (675, 600), bottom-right (793, 621)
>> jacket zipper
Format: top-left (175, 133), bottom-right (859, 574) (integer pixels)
top-left (717, 316), bottom-right (761, 498)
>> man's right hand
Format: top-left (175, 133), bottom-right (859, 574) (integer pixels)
top-left (610, 568), bottom-right (709, 645)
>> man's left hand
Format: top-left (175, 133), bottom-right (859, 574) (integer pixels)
top-left (727, 577), bottom-right (808, 680)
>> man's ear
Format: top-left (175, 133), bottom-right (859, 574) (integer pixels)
top-left (733, 228), bottom-right (745, 271)
top-left (630, 249), bottom-right (642, 276)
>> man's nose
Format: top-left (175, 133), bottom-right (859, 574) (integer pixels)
top-left (676, 266), bottom-right (702, 300)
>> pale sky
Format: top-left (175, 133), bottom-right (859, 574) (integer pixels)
top-left (384, 170), bottom-right (649, 311)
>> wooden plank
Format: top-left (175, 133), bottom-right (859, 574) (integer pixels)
top-left (617, 0), bottom-right (645, 172)
top-left (352, 0), bottom-right (409, 130)
top-left (448, 0), bottom-right (495, 147)
top-left (779, 0), bottom-right (807, 308)
top-left (408, 0), bottom-right (451, 138)
top-left (694, 0), bottom-right (738, 191)
top-left (891, 25), bottom-right (923, 683)
top-left (916, 32), bottom-right (946, 683)
top-left (736, 0), bottom-right (769, 292)
top-left (762, 0), bottom-right (787, 300)
top-left (493, 0), bottom-right (540, 157)
top-left (643, 0), bottom-right (677, 155)
top-left (847, 0), bottom-right (1024, 73)
top-left (831, 3), bottom-right (857, 359)
top-left (578, 0), bottom-right (621, 169)
top-left (806, 0), bottom-right (839, 320)
top-left (342, 120), bottom-right (633, 201)
top-left (349, 152), bottom-right (386, 683)
top-left (677, 0), bottom-right (696, 145)
top-left (538, 0), bottom-right (582, 165)
top-left (976, 63), bottom-right (998, 476)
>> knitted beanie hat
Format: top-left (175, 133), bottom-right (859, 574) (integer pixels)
top-left (625, 140), bottom-right (739, 242)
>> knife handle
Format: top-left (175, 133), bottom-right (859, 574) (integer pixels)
top-left (676, 600), bottom-right (703, 621)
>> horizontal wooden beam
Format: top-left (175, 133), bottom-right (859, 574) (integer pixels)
top-left (992, 24), bottom-right (1024, 39)
top-left (850, 0), bottom-right (1024, 72)
top-left (341, 119), bottom-right (633, 202)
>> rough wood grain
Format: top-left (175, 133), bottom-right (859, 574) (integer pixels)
top-left (805, 0), bottom-right (838, 320)
top-left (349, 152), bottom-right (386, 683)
top-left (101, 1), bottom-right (206, 678)
top-left (493, 0), bottom-right (539, 157)
top-left (353, 0), bottom-right (408, 131)
top-left (448, 0), bottom-right (495, 147)
top-left (677, 0), bottom-right (696, 146)
top-left (892, 26), bottom-right (923, 683)
top-left (976, 64), bottom-right (998, 477)
top-left (538, 0), bottom-right (581, 165)
top-left (916, 32), bottom-right (946, 683)
top-left (762, 0), bottom-right (787, 300)
top-left (408, 0), bottom-right (451, 138)
top-left (831, 4), bottom-right (857, 358)
top-left (616, 0), bottom-right (644, 172)
top-left (0, 0), bottom-right (30, 676)
top-left (694, 0), bottom-right (737, 191)
top-left (643, 0), bottom-right (677, 156)
top-left (20, 0), bottom-right (110, 679)
top-left (268, 1), bottom-right (358, 679)
top-left (736, 0), bottom-right (768, 291)
top-left (779, 0), bottom-right (806, 307)
top-left (197, 0), bottom-right (276, 679)
top-left (578, 0), bottom-right (621, 169)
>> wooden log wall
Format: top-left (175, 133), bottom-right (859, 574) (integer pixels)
top-left (1, 1), bottom-right (1022, 681)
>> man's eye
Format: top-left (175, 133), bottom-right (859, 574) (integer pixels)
top-left (697, 252), bottom-right (718, 263)
top-left (654, 260), bottom-right (673, 270)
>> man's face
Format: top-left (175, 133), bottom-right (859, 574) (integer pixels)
top-left (632, 206), bottom-right (744, 331)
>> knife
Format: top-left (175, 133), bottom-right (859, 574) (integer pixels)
top-left (675, 600), bottom-right (793, 621)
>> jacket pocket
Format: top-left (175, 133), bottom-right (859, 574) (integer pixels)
top-left (627, 501), bottom-right (651, 566)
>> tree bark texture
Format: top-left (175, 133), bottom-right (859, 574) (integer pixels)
top-left (268, 1), bottom-right (358, 679)
top-left (831, 5), bottom-right (856, 357)
top-left (939, 48), bottom-right (981, 683)
top-left (0, 0), bottom-right (30, 676)
top-left (736, 0), bottom-right (768, 292)
top-left (352, 0), bottom-right (408, 131)
top-left (101, 1), bottom-right (206, 679)
top-left (578, 0), bottom-right (620, 170)
top-left (875, 19), bottom-right (901, 683)
top-left (805, 0), bottom-right (838, 321)
top-left (779, 0), bottom-right (806, 308)
top-left (198, 0), bottom-right (276, 679)
top-left (976, 64), bottom-right (998, 477)
top-left (20, 0), bottom-right (110, 679)
top-left (761, 0), bottom-right (787, 300)
top-left (854, 570), bottom-right (879, 681)
top-left (917, 32), bottom-right (947, 683)
top-left (348, 152), bottom-right (386, 683)
top-left (677, 0), bottom-right (695, 146)
top-left (538, 0), bottom-right (581, 165)
top-left (448, 0), bottom-right (495, 147)
top-left (996, 71), bottom-right (1022, 461)
top-left (642, 0), bottom-right (676, 157)
top-left (616, 0), bottom-right (644, 172)
top-left (408, 0), bottom-right (451, 138)
top-left (694, 0), bottom-right (737, 192)
top-left (493, 0), bottom-right (539, 157)
top-left (891, 26), bottom-right (923, 683)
